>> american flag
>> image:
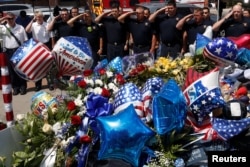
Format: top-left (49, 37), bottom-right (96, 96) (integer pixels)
top-left (212, 117), bottom-right (250, 140)
top-left (11, 39), bottom-right (54, 81)
top-left (114, 82), bottom-right (144, 117)
top-left (141, 77), bottom-right (164, 122)
top-left (203, 37), bottom-right (237, 66)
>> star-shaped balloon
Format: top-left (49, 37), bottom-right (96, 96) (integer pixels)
top-left (96, 104), bottom-right (155, 167)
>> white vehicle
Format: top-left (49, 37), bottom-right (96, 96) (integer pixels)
top-left (176, 0), bottom-right (205, 8)
top-left (0, 4), bottom-right (34, 16)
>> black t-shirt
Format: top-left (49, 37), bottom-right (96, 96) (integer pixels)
top-left (53, 20), bottom-right (75, 40)
top-left (126, 18), bottom-right (155, 46)
top-left (100, 16), bottom-right (127, 44)
top-left (74, 21), bottom-right (102, 50)
top-left (220, 17), bottom-right (250, 37)
top-left (184, 19), bottom-right (213, 45)
top-left (155, 13), bottom-right (183, 44)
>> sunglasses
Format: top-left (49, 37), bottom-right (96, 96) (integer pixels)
top-left (7, 18), bottom-right (14, 20)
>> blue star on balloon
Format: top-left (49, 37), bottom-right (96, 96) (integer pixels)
top-left (96, 104), bottom-right (155, 167)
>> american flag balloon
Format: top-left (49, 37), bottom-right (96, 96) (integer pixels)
top-left (52, 36), bottom-right (93, 76)
top-left (114, 83), bottom-right (144, 117)
top-left (10, 38), bottom-right (54, 81)
top-left (212, 117), bottom-right (250, 140)
top-left (141, 77), bottom-right (164, 122)
top-left (183, 70), bottom-right (226, 124)
top-left (203, 37), bottom-right (238, 66)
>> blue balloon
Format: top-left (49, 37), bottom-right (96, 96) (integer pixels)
top-left (152, 79), bottom-right (187, 135)
top-left (107, 56), bottom-right (123, 73)
top-left (96, 104), bottom-right (155, 167)
top-left (195, 33), bottom-right (212, 56)
top-left (235, 48), bottom-right (250, 66)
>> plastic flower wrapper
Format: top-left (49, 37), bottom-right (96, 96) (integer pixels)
top-left (195, 33), bottom-right (212, 56)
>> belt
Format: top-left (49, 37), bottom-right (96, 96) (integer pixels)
top-left (108, 42), bottom-right (123, 46)
top-left (5, 47), bottom-right (18, 52)
top-left (163, 42), bottom-right (177, 47)
top-left (134, 44), bottom-right (149, 48)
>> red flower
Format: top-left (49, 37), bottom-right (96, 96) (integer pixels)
top-left (78, 80), bottom-right (87, 88)
top-left (80, 135), bottom-right (92, 144)
top-left (129, 69), bottom-right (138, 76)
top-left (0, 122), bottom-right (7, 131)
top-left (115, 74), bottom-right (125, 85)
top-left (71, 115), bottom-right (82, 126)
top-left (83, 70), bottom-right (93, 77)
top-left (101, 88), bottom-right (110, 97)
top-left (67, 101), bottom-right (76, 111)
top-left (136, 64), bottom-right (146, 73)
top-left (99, 68), bottom-right (106, 75)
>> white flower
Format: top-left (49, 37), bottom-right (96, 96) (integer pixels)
top-left (86, 87), bottom-right (94, 94)
top-left (42, 123), bottom-right (53, 134)
top-left (108, 83), bottom-right (119, 94)
top-left (60, 139), bottom-right (68, 149)
top-left (95, 79), bottom-right (103, 87)
top-left (41, 109), bottom-right (48, 120)
top-left (74, 94), bottom-right (83, 107)
top-left (51, 107), bottom-right (58, 114)
top-left (106, 71), bottom-right (114, 78)
top-left (83, 95), bottom-right (88, 102)
top-left (52, 122), bottom-right (62, 135)
top-left (16, 114), bottom-right (26, 121)
top-left (94, 87), bottom-right (102, 94)
top-left (84, 78), bottom-right (94, 87)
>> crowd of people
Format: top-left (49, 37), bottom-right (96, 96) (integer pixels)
top-left (0, 0), bottom-right (249, 96)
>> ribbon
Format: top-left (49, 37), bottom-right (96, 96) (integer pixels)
top-left (68, 93), bottom-right (113, 167)
top-left (85, 93), bottom-right (113, 136)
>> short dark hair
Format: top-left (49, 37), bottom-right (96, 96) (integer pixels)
top-left (203, 6), bottom-right (210, 13)
top-left (167, 0), bottom-right (176, 7)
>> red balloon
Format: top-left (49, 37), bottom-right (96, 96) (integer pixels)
top-left (228, 34), bottom-right (250, 49)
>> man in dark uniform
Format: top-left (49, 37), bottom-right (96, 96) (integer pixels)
top-left (118, 6), bottom-right (156, 54)
top-left (68, 10), bottom-right (103, 68)
top-left (213, 4), bottom-right (250, 37)
top-left (95, 2), bottom-right (128, 61)
top-left (176, 8), bottom-right (213, 54)
top-left (149, 1), bottom-right (184, 59)
top-left (47, 8), bottom-right (75, 42)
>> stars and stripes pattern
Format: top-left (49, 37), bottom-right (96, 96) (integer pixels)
top-left (203, 37), bottom-right (238, 66)
top-left (141, 77), bottom-right (164, 122)
top-left (53, 37), bottom-right (93, 76)
top-left (11, 39), bottom-right (54, 81)
top-left (114, 83), bottom-right (144, 117)
top-left (212, 117), bottom-right (250, 140)
top-left (0, 52), bottom-right (14, 126)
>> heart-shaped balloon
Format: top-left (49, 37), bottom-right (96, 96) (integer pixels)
top-left (228, 34), bottom-right (250, 50)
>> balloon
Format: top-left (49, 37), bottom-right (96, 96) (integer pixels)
top-left (31, 91), bottom-right (58, 118)
top-left (122, 52), bottom-right (154, 77)
top-left (52, 36), bottom-right (93, 76)
top-left (195, 33), bottom-right (212, 56)
top-left (114, 82), bottom-right (144, 117)
top-left (228, 34), bottom-right (250, 49)
top-left (107, 56), bottom-right (123, 74)
top-left (235, 48), bottom-right (250, 66)
top-left (141, 77), bottom-right (164, 122)
top-left (152, 79), bottom-right (187, 134)
top-left (189, 26), bottom-right (213, 56)
top-left (10, 38), bottom-right (54, 81)
top-left (183, 69), bottom-right (225, 124)
top-left (96, 104), bottom-right (155, 167)
top-left (203, 37), bottom-right (238, 66)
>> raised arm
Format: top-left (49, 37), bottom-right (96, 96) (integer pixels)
top-left (94, 11), bottom-right (111, 23)
top-left (118, 11), bottom-right (136, 23)
top-left (176, 14), bottom-right (193, 30)
top-left (148, 6), bottom-right (166, 23)
top-left (47, 15), bottom-right (60, 31)
top-left (67, 13), bottom-right (84, 27)
top-left (25, 17), bottom-right (35, 33)
top-left (212, 10), bottom-right (233, 32)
